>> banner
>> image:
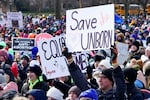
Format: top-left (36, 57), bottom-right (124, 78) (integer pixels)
top-left (12, 38), bottom-right (35, 52)
top-left (66, 4), bottom-right (114, 52)
top-left (37, 35), bottom-right (70, 79)
top-left (7, 12), bottom-right (23, 29)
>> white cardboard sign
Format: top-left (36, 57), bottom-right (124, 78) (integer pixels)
top-left (7, 12), bottom-right (23, 29)
top-left (37, 36), bottom-right (70, 79)
top-left (66, 4), bottom-right (114, 52)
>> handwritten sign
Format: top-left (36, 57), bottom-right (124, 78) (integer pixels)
top-left (7, 12), bottom-right (23, 29)
top-left (12, 37), bottom-right (35, 52)
top-left (72, 52), bottom-right (89, 73)
top-left (66, 4), bottom-right (114, 52)
top-left (116, 42), bottom-right (129, 65)
top-left (37, 35), bottom-right (70, 79)
top-left (35, 33), bottom-right (53, 46)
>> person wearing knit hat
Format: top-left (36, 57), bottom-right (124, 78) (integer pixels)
top-left (129, 40), bottom-right (141, 60)
top-left (79, 88), bottom-right (98, 100)
top-left (0, 49), bottom-right (8, 61)
top-left (0, 41), bottom-right (6, 49)
top-left (21, 65), bottom-right (49, 96)
top-left (47, 86), bottom-right (64, 100)
top-left (116, 32), bottom-right (125, 43)
top-left (3, 82), bottom-right (18, 93)
top-left (93, 53), bottom-right (105, 69)
top-left (64, 45), bottom-right (126, 100)
top-left (30, 46), bottom-right (40, 67)
top-left (0, 49), bottom-right (15, 82)
top-left (123, 67), bottom-right (143, 99)
top-left (26, 89), bottom-right (47, 100)
top-left (124, 67), bottom-right (137, 84)
top-left (131, 40), bottom-right (140, 52)
top-left (27, 65), bottom-right (42, 77)
top-left (98, 59), bottom-right (112, 70)
top-left (66, 85), bottom-right (81, 100)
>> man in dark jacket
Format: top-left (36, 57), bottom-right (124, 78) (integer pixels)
top-left (63, 47), bottom-right (126, 100)
top-left (124, 67), bottom-right (143, 100)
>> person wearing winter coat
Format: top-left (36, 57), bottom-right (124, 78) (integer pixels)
top-left (26, 89), bottom-right (47, 100)
top-left (63, 47), bottom-right (126, 100)
top-left (21, 65), bottom-right (49, 96)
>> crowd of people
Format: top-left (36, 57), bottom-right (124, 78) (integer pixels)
top-left (0, 12), bottom-right (150, 100)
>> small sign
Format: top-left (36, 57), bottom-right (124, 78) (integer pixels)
top-left (12, 37), bottom-right (35, 52)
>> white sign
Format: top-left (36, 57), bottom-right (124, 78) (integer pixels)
top-left (72, 52), bottom-right (89, 73)
top-left (0, 15), bottom-right (6, 26)
top-left (37, 36), bottom-right (70, 79)
top-left (32, 18), bottom-right (40, 25)
top-left (66, 4), bottom-right (114, 52)
top-left (7, 12), bottom-right (23, 29)
top-left (116, 42), bottom-right (129, 65)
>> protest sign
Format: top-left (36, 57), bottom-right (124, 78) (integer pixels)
top-left (66, 4), bottom-right (114, 52)
top-left (0, 15), bottom-right (6, 26)
top-left (35, 33), bottom-right (53, 46)
top-left (32, 18), bottom-right (40, 25)
top-left (37, 35), bottom-right (70, 79)
top-left (116, 42), bottom-right (129, 65)
top-left (72, 52), bottom-right (89, 73)
top-left (12, 37), bottom-right (35, 52)
top-left (7, 12), bottom-right (23, 29)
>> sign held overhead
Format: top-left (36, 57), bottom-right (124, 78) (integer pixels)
top-left (66, 4), bottom-right (115, 52)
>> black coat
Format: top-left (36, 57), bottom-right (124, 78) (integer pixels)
top-left (21, 80), bottom-right (49, 96)
top-left (68, 62), bottom-right (126, 100)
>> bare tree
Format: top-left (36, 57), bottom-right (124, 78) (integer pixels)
top-left (55, 0), bottom-right (61, 19)
top-left (137, 0), bottom-right (149, 14)
top-left (124, 0), bottom-right (130, 21)
top-left (91, 0), bottom-right (100, 6)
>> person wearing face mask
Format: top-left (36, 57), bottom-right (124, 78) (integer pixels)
top-left (128, 40), bottom-right (141, 60)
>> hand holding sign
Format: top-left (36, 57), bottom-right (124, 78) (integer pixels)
top-left (62, 47), bottom-right (73, 65)
top-left (110, 45), bottom-right (118, 68)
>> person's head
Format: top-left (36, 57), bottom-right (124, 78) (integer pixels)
top-left (13, 96), bottom-right (28, 100)
top-left (68, 86), bottom-right (81, 100)
top-left (124, 67), bottom-right (137, 84)
top-left (130, 40), bottom-right (140, 53)
top-left (20, 55), bottom-right (30, 66)
top-left (27, 65), bottom-right (42, 82)
top-left (79, 89), bottom-right (98, 100)
top-left (97, 59), bottom-right (112, 70)
top-left (31, 46), bottom-right (38, 60)
top-left (94, 54), bottom-right (105, 69)
top-left (116, 33), bottom-right (125, 42)
top-left (47, 87), bottom-right (64, 100)
top-left (26, 89), bottom-right (47, 100)
top-left (97, 68), bottom-right (114, 93)
top-left (3, 82), bottom-right (18, 93)
top-left (0, 50), bottom-right (8, 63)
top-left (0, 41), bottom-right (6, 49)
